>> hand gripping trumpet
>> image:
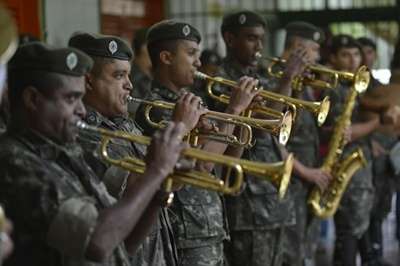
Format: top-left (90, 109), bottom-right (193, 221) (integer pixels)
top-left (76, 121), bottom-right (294, 199)
top-left (257, 53), bottom-right (370, 93)
top-left (128, 96), bottom-right (293, 146)
top-left (194, 71), bottom-right (330, 127)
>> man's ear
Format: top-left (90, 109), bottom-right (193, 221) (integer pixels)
top-left (85, 73), bottom-right (94, 91)
top-left (22, 86), bottom-right (41, 111)
top-left (159, 50), bottom-right (173, 65)
top-left (329, 54), bottom-right (337, 66)
top-left (223, 32), bottom-right (235, 49)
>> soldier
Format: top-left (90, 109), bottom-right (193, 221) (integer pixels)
top-left (0, 41), bottom-right (187, 265)
top-left (358, 36), bottom-right (396, 266)
top-left (278, 21), bottom-right (331, 266)
top-left (323, 34), bottom-right (381, 266)
top-left (69, 32), bottom-right (204, 266)
top-left (217, 11), bottom-right (331, 266)
top-left (129, 28), bottom-right (152, 116)
top-left (0, 5), bottom-right (17, 264)
top-left (135, 20), bottom-right (260, 266)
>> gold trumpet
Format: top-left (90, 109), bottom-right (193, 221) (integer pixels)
top-left (194, 71), bottom-right (330, 127)
top-left (258, 53), bottom-right (370, 93)
top-left (76, 121), bottom-right (294, 199)
top-left (128, 96), bottom-right (293, 146)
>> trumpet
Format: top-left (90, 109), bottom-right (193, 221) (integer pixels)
top-left (194, 71), bottom-right (330, 127)
top-left (258, 53), bottom-right (370, 93)
top-left (76, 121), bottom-right (294, 199)
top-left (128, 96), bottom-right (293, 146)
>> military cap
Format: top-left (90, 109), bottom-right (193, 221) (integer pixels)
top-left (221, 10), bottom-right (266, 34)
top-left (68, 32), bottom-right (133, 61)
top-left (8, 42), bottom-right (93, 76)
top-left (357, 37), bottom-right (376, 50)
top-left (285, 21), bottom-right (325, 44)
top-left (146, 20), bottom-right (201, 45)
top-left (330, 34), bottom-right (362, 54)
top-left (200, 49), bottom-right (221, 66)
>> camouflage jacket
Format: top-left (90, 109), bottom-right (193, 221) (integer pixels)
top-left (322, 81), bottom-right (374, 189)
top-left (135, 80), bottom-right (227, 249)
top-left (219, 57), bottom-right (295, 230)
top-left (129, 63), bottom-right (152, 116)
top-left (78, 108), bottom-right (178, 266)
top-left (0, 129), bottom-right (130, 266)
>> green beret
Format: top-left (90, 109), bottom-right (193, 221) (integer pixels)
top-left (330, 34), bottom-right (362, 54)
top-left (146, 20), bottom-right (201, 45)
top-left (68, 32), bottom-right (133, 61)
top-left (8, 42), bottom-right (93, 76)
top-left (285, 21), bottom-right (325, 44)
top-left (221, 10), bottom-right (266, 34)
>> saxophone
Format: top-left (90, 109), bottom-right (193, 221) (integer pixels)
top-left (308, 65), bottom-right (370, 219)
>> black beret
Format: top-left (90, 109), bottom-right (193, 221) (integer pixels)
top-left (357, 37), bottom-right (376, 50)
top-left (221, 10), bottom-right (266, 34)
top-left (200, 49), bottom-right (221, 66)
top-left (330, 34), bottom-right (362, 54)
top-left (146, 20), bottom-right (201, 45)
top-left (68, 32), bottom-right (133, 61)
top-left (285, 21), bottom-right (325, 44)
top-left (8, 42), bottom-right (93, 76)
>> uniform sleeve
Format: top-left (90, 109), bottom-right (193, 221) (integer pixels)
top-left (47, 197), bottom-right (99, 258)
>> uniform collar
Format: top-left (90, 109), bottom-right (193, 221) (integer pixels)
top-left (222, 55), bottom-right (258, 78)
top-left (150, 80), bottom-right (183, 102)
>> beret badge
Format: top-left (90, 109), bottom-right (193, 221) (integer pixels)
top-left (66, 52), bottom-right (78, 70)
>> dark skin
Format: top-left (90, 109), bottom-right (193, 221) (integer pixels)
top-left (155, 39), bottom-right (260, 172)
top-left (16, 74), bottom-right (187, 262)
top-left (82, 57), bottom-right (204, 257)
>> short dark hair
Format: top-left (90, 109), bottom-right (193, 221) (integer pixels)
top-left (357, 37), bottom-right (377, 51)
top-left (132, 28), bottom-right (149, 56)
top-left (147, 39), bottom-right (179, 68)
top-left (7, 70), bottom-right (66, 114)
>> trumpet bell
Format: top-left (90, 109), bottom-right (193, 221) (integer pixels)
top-left (278, 153), bottom-right (294, 199)
top-left (353, 65), bottom-right (370, 93)
top-left (279, 111), bottom-right (293, 146)
top-left (317, 96), bottom-right (331, 126)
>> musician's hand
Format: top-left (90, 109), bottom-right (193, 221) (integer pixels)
top-left (0, 219), bottom-right (13, 262)
top-left (343, 125), bottom-right (352, 144)
top-left (226, 76), bottom-right (260, 115)
top-left (146, 122), bottom-right (188, 178)
top-left (382, 105), bottom-right (400, 125)
top-left (281, 47), bottom-right (309, 81)
top-left (371, 140), bottom-right (387, 157)
top-left (302, 167), bottom-right (332, 191)
top-left (172, 92), bottom-right (208, 134)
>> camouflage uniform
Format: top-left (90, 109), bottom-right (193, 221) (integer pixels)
top-left (216, 57), bottom-right (294, 266)
top-left (77, 107), bottom-right (178, 266)
top-left (0, 129), bottom-right (131, 266)
top-left (129, 63), bottom-right (152, 117)
top-left (322, 81), bottom-right (375, 265)
top-left (135, 80), bottom-right (227, 266)
top-left (283, 88), bottom-right (321, 266)
top-left (365, 76), bottom-right (397, 260)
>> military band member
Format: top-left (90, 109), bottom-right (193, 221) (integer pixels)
top-left (322, 34), bottom-right (380, 266)
top-left (135, 20), bottom-right (259, 266)
top-left (0, 42), bottom-right (186, 266)
top-left (215, 11), bottom-right (332, 266)
top-left (69, 32), bottom-right (205, 266)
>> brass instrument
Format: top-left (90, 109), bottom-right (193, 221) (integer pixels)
top-left (194, 71), bottom-right (330, 126)
top-left (258, 53), bottom-right (370, 93)
top-left (76, 121), bottom-right (294, 199)
top-left (307, 66), bottom-right (370, 218)
top-left (128, 96), bottom-right (293, 146)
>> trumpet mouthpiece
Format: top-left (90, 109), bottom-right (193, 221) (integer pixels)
top-left (75, 120), bottom-right (88, 129)
top-left (194, 71), bottom-right (209, 80)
